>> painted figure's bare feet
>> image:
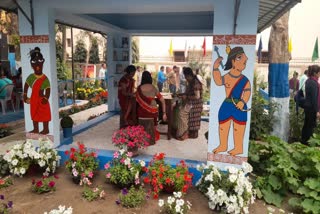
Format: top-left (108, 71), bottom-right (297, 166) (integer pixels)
top-left (213, 146), bottom-right (227, 154)
top-left (228, 148), bottom-right (243, 156)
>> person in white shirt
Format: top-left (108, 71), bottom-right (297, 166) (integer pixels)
top-left (99, 63), bottom-right (107, 88)
top-left (299, 69), bottom-right (308, 95)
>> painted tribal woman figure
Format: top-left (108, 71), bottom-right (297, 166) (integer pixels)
top-left (23, 47), bottom-right (51, 134)
top-left (212, 46), bottom-right (251, 156)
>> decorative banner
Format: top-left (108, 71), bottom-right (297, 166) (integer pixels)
top-left (208, 34), bottom-right (256, 168)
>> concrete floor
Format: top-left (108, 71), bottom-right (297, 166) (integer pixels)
top-left (73, 115), bottom-right (209, 162)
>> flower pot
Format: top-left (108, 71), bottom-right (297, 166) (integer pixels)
top-left (163, 184), bottom-right (175, 193)
top-left (127, 146), bottom-right (139, 157)
top-left (72, 176), bottom-right (81, 184)
top-left (63, 127), bottom-right (73, 138)
top-left (27, 164), bottom-right (44, 176)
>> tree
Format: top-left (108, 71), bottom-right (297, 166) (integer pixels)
top-left (187, 47), bottom-right (208, 77)
top-left (89, 37), bottom-right (99, 64)
top-left (132, 37), bottom-right (140, 64)
top-left (74, 39), bottom-right (87, 63)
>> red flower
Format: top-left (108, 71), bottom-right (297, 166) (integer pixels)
top-left (165, 178), bottom-right (171, 184)
top-left (159, 184), bottom-right (163, 190)
top-left (143, 177), bottom-right (150, 183)
top-left (151, 170), bottom-right (157, 177)
top-left (48, 181), bottom-right (55, 188)
top-left (36, 181), bottom-right (43, 187)
top-left (0, 179), bottom-right (4, 185)
top-left (31, 179), bottom-right (35, 185)
top-left (64, 150), bottom-right (69, 155)
top-left (159, 173), bottom-right (163, 178)
top-left (155, 153), bottom-right (165, 160)
top-left (54, 175), bottom-right (59, 179)
top-left (153, 194), bottom-right (158, 199)
top-left (182, 184), bottom-right (188, 193)
top-left (142, 167), bottom-right (148, 172)
top-left (176, 172), bottom-right (180, 178)
top-left (70, 148), bottom-right (76, 153)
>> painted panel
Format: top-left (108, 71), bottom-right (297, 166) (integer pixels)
top-left (20, 40), bottom-right (54, 142)
top-left (208, 34), bottom-right (256, 168)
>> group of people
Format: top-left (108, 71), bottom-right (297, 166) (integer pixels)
top-left (298, 65), bottom-right (320, 145)
top-left (157, 65), bottom-right (187, 94)
top-left (117, 65), bottom-right (203, 143)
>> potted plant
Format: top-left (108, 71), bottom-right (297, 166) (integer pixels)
top-left (31, 175), bottom-right (58, 194)
top-left (105, 149), bottom-right (145, 188)
top-left (143, 153), bottom-right (193, 199)
top-left (112, 125), bottom-right (150, 156)
top-left (64, 142), bottom-right (99, 184)
top-left (158, 192), bottom-right (192, 214)
top-left (60, 116), bottom-right (74, 138)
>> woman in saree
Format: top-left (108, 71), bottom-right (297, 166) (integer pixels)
top-left (23, 47), bottom-right (51, 134)
top-left (136, 71), bottom-right (167, 142)
top-left (176, 67), bottom-right (203, 140)
top-left (118, 65), bottom-right (136, 128)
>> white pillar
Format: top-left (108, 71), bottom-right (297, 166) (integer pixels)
top-left (18, 1), bottom-right (60, 147)
top-left (106, 32), bottom-right (131, 112)
top-left (208, 0), bottom-right (259, 168)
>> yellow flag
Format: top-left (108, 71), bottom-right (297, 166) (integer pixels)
top-left (169, 39), bottom-right (173, 56)
top-left (288, 37), bottom-right (292, 53)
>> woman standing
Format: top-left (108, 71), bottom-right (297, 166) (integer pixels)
top-left (301, 65), bottom-right (320, 145)
top-left (118, 65), bottom-right (136, 128)
top-left (136, 71), bottom-right (167, 142)
top-left (176, 67), bottom-right (203, 140)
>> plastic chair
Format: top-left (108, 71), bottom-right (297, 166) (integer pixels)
top-left (0, 84), bottom-right (15, 115)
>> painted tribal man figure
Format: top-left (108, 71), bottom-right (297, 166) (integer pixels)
top-left (23, 47), bottom-right (51, 134)
top-left (212, 46), bottom-right (251, 156)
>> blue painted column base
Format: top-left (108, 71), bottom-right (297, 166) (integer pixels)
top-left (268, 63), bottom-right (289, 98)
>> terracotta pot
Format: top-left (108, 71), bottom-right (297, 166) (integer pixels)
top-left (127, 146), bottom-right (139, 157)
top-left (163, 184), bottom-right (175, 193)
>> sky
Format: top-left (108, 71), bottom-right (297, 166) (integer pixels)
top-left (257, 0), bottom-right (320, 58)
top-left (139, 0), bottom-right (319, 59)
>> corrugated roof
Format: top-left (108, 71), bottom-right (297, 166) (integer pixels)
top-left (258, 0), bottom-right (301, 32)
top-left (0, 0), bottom-right (301, 33)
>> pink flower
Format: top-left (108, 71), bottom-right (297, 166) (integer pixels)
top-left (127, 152), bottom-right (133, 157)
top-left (120, 158), bottom-right (125, 164)
top-left (49, 181), bottom-right (55, 188)
top-left (106, 173), bottom-right (111, 178)
top-left (104, 163), bottom-right (110, 169)
top-left (113, 151), bottom-right (119, 158)
top-left (135, 178), bottom-right (140, 185)
top-left (88, 171), bottom-right (94, 178)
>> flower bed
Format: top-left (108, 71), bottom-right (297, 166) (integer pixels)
top-left (0, 124), bottom-right (12, 139)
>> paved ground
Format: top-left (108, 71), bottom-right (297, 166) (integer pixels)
top-left (73, 115), bottom-right (209, 161)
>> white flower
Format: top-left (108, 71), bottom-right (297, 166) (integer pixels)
top-left (11, 159), bottom-right (18, 166)
top-left (225, 166), bottom-right (238, 174)
top-left (119, 149), bottom-right (125, 155)
top-left (204, 171), bottom-right (213, 182)
top-left (34, 153), bottom-right (40, 159)
top-left (243, 206), bottom-right (249, 214)
top-left (167, 196), bottom-right (175, 205)
top-left (158, 199), bottom-right (164, 207)
top-left (124, 158), bottom-right (131, 165)
top-left (242, 162), bottom-right (253, 174)
top-left (13, 144), bottom-right (22, 150)
top-left (20, 167), bottom-right (26, 174)
top-left (208, 201), bottom-right (216, 210)
top-left (175, 205), bottom-right (181, 213)
top-left (176, 199), bottom-right (184, 206)
top-left (217, 189), bottom-right (225, 196)
top-left (38, 160), bottom-right (46, 167)
top-left (267, 206), bottom-right (275, 213)
top-left (24, 141), bottom-right (32, 149)
top-left (229, 174), bottom-right (237, 183)
top-left (135, 171), bottom-right (139, 179)
top-left (139, 160), bottom-right (146, 167)
top-left (173, 192), bottom-right (182, 198)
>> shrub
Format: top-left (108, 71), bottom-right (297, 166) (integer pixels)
top-left (158, 192), bottom-right (192, 214)
top-left (82, 186), bottom-right (105, 201)
top-left (118, 186), bottom-right (146, 208)
top-left (0, 124), bottom-right (12, 138)
top-left (31, 175), bottom-right (58, 194)
top-left (0, 155), bottom-right (9, 177)
top-left (60, 116), bottom-right (74, 128)
top-left (0, 195), bottom-right (13, 213)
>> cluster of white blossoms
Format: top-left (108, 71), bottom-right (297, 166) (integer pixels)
top-left (158, 192), bottom-right (192, 214)
top-left (44, 205), bottom-right (73, 214)
top-left (196, 162), bottom-right (255, 214)
top-left (3, 139), bottom-right (60, 177)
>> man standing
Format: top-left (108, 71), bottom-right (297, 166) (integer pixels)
top-left (299, 69), bottom-right (308, 95)
top-left (157, 66), bottom-right (166, 92)
top-left (289, 71), bottom-right (299, 97)
top-left (135, 66), bottom-right (142, 88)
top-left (167, 66), bottom-right (177, 94)
top-left (179, 67), bottom-right (187, 93)
top-left (99, 63), bottom-right (107, 88)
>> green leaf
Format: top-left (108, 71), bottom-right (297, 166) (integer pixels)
top-left (268, 175), bottom-right (282, 190)
top-left (288, 197), bottom-right (301, 208)
top-left (297, 186), bottom-right (312, 197)
top-left (301, 199), bottom-right (320, 214)
top-left (261, 187), bottom-right (284, 207)
top-left (304, 178), bottom-right (320, 192)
